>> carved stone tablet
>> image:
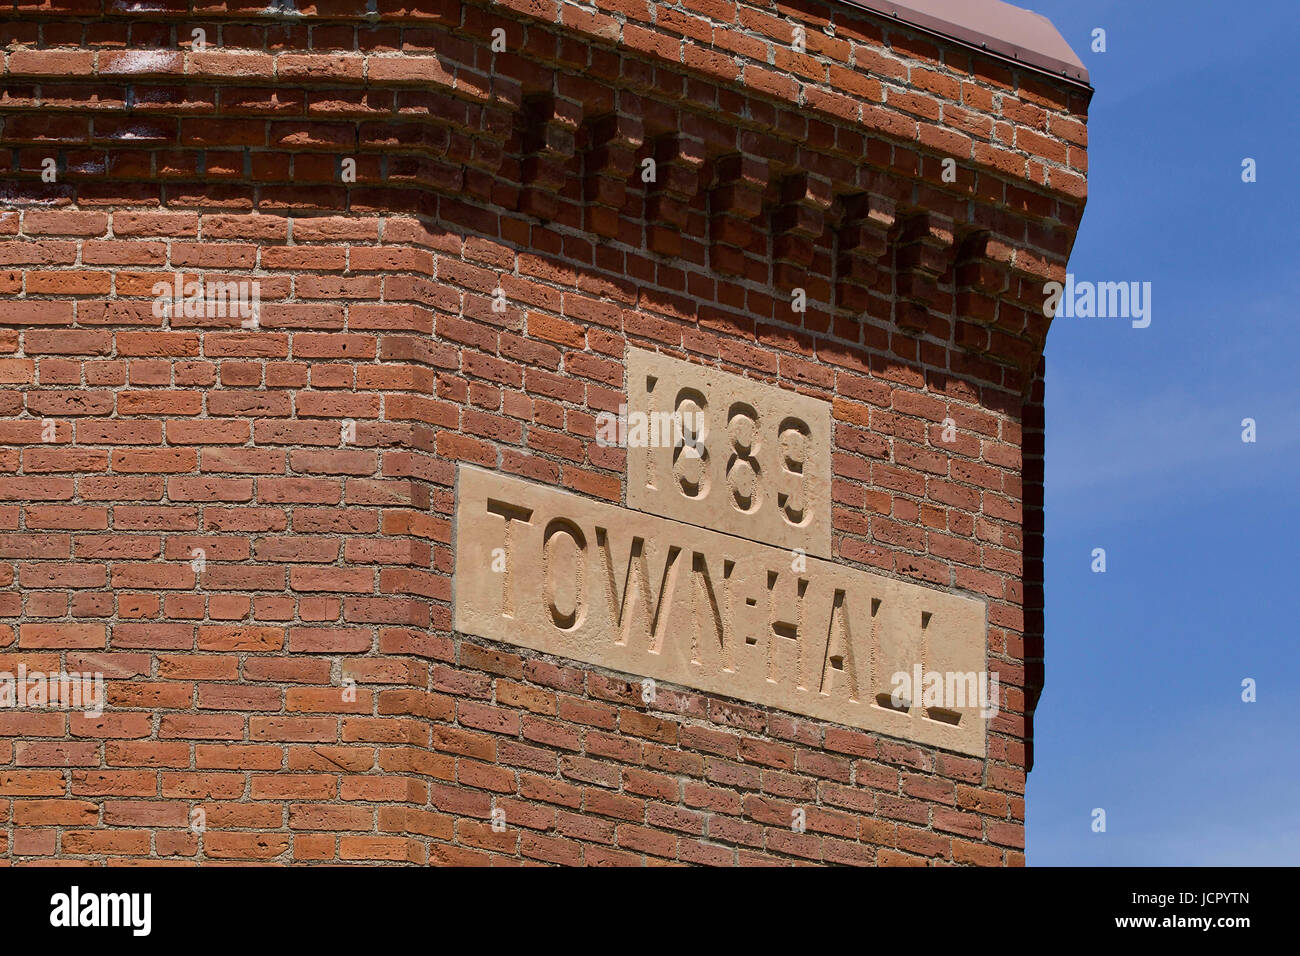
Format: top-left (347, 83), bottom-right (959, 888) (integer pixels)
top-left (454, 466), bottom-right (989, 756)
top-left (624, 348), bottom-right (833, 558)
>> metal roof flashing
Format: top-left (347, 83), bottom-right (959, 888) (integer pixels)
top-left (839, 0), bottom-right (1091, 89)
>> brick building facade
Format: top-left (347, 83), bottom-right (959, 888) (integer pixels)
top-left (0, 0), bottom-right (1090, 864)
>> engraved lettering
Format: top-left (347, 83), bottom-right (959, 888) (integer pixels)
top-left (543, 518), bottom-right (586, 630)
top-left (819, 589), bottom-right (861, 703)
top-left (627, 348), bottom-right (833, 557)
top-left (454, 467), bottom-right (988, 755)
top-left (485, 498), bottom-right (533, 618)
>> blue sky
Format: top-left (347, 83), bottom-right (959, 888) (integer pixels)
top-left (1019, 0), bottom-right (1300, 864)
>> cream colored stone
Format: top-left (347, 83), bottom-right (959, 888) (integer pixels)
top-left (624, 347), bottom-right (833, 557)
top-left (453, 466), bottom-right (989, 755)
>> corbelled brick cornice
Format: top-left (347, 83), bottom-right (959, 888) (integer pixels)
top-left (3, 0), bottom-right (1088, 387)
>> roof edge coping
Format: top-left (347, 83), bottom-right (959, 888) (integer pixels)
top-left (840, 0), bottom-right (1091, 89)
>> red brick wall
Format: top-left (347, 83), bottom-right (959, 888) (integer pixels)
top-left (0, 0), bottom-right (1087, 864)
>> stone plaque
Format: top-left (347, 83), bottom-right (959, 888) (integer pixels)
top-left (624, 348), bottom-right (833, 558)
top-left (453, 466), bottom-right (989, 755)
